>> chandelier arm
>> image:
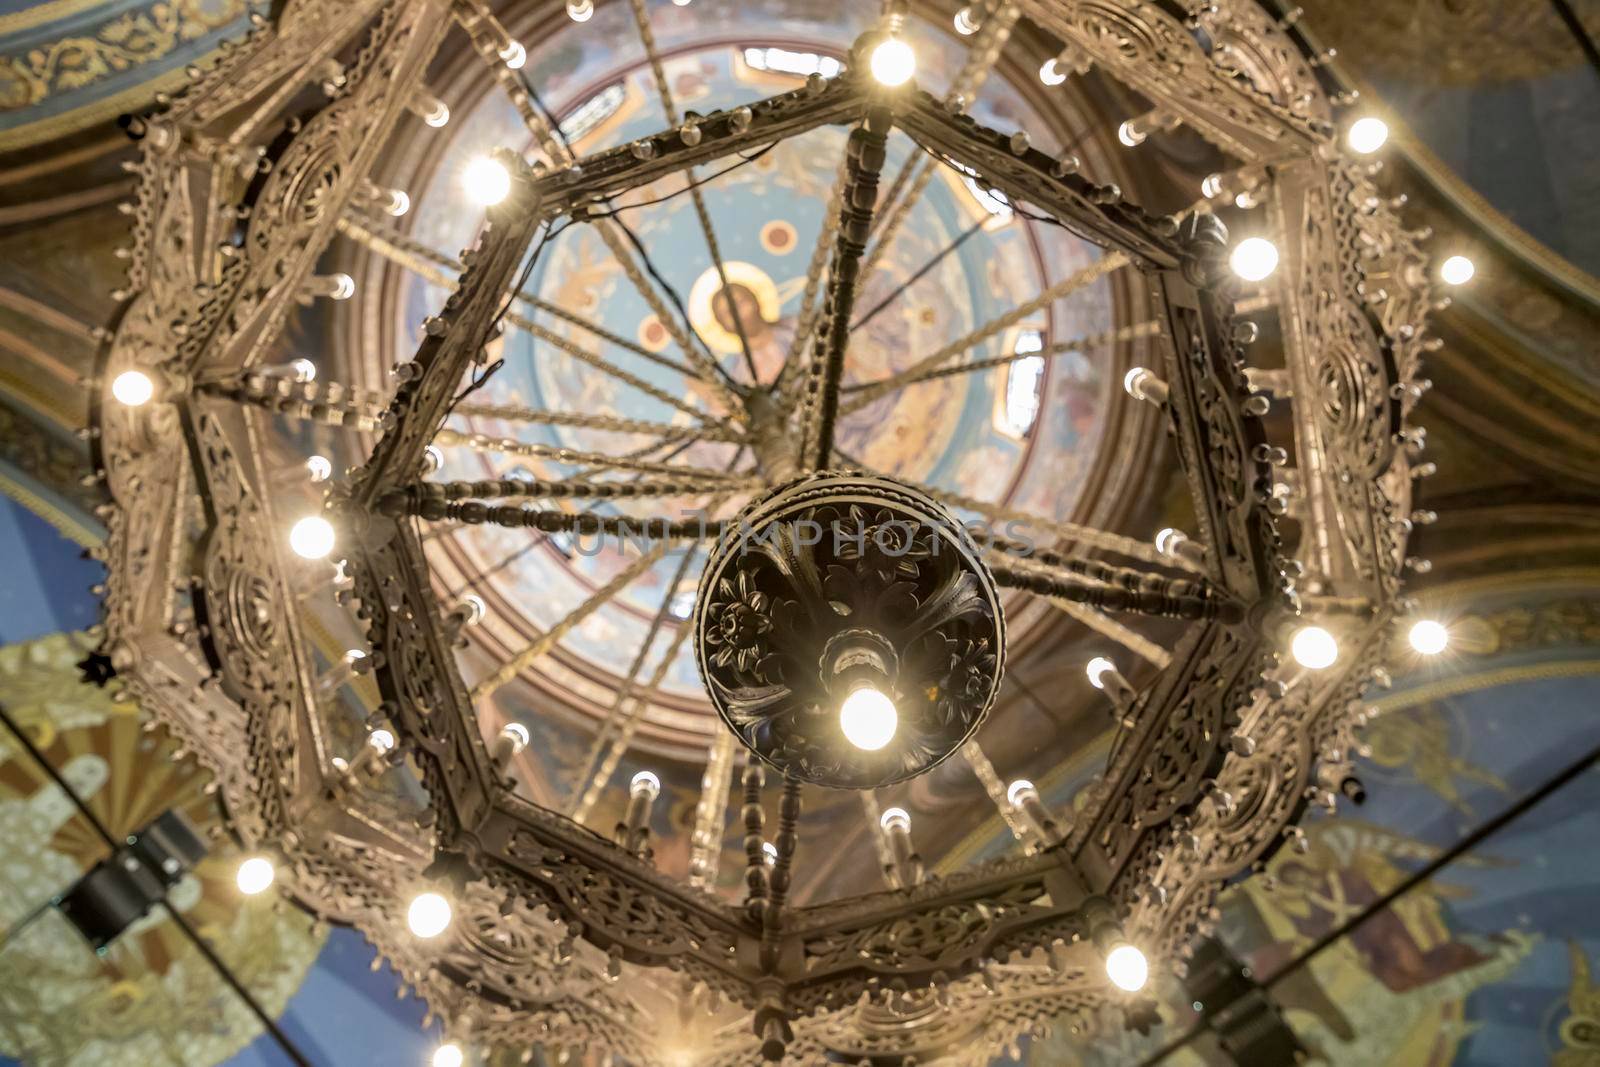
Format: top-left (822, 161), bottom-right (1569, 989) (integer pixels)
top-left (565, 544), bottom-right (703, 824)
top-left (624, 0), bottom-right (760, 385)
top-left (1015, 0), bottom-right (1323, 163)
top-left (431, 428), bottom-right (744, 481)
top-left (1047, 599), bottom-right (1174, 669)
top-left (836, 252), bottom-right (1131, 417)
top-left (855, 0), bottom-right (1019, 290)
top-left (893, 96), bottom-right (1185, 267)
top-left (802, 107), bottom-right (893, 471)
top-left (988, 563), bottom-right (1243, 623)
top-left (761, 778), bottom-right (803, 963)
top-left (338, 213), bottom-right (704, 382)
top-left (842, 319), bottom-right (1161, 395)
top-left (196, 374), bottom-right (384, 430)
top-left (833, 450), bottom-right (1173, 566)
top-left (451, 400), bottom-right (742, 443)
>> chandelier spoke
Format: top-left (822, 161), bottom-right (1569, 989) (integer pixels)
top-left (471, 541), bottom-right (670, 701)
top-left (452, 401), bottom-right (741, 444)
top-left (625, 0), bottom-right (760, 385)
top-left (1048, 599), bottom-right (1174, 669)
top-left (432, 428), bottom-right (744, 481)
top-left (566, 542), bottom-right (703, 824)
top-left (338, 213), bottom-right (702, 381)
top-left (835, 450), bottom-right (1172, 565)
top-left (854, 2), bottom-right (1018, 291)
top-left (687, 731), bottom-right (739, 888)
top-left (839, 252), bottom-right (1131, 416)
top-left (988, 560), bottom-right (1242, 622)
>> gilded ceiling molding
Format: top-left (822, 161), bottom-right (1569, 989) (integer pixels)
top-left (0, 0), bottom-right (263, 151)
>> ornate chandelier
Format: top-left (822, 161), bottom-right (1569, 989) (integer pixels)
top-left (87, 0), bottom-right (1446, 1062)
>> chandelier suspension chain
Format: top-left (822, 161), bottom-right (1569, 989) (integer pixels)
top-left (566, 543), bottom-right (703, 823)
top-left (337, 214), bottom-right (727, 426)
top-left (961, 739), bottom-right (1037, 844)
top-left (452, 400), bottom-right (741, 444)
top-left (857, 2), bottom-right (1019, 291)
top-left (431, 428), bottom-right (743, 481)
top-left (397, 474), bottom-right (758, 504)
top-left (470, 541), bottom-right (670, 701)
top-left (625, 0), bottom-right (760, 384)
top-left (840, 251), bottom-right (1131, 413)
top-left (456, 0), bottom-right (745, 412)
top-left (856, 320), bottom-right (1162, 391)
top-left (834, 450), bottom-right (1174, 566)
top-left (398, 495), bottom-right (729, 541)
top-left (772, 157), bottom-right (847, 407)
top-left (983, 534), bottom-right (1204, 596)
top-left (1048, 599), bottom-right (1174, 668)
top-left (339, 213), bottom-right (702, 381)
top-left (687, 730), bottom-right (739, 888)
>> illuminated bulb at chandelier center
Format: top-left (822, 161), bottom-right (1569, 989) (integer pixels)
top-left (839, 685), bottom-right (897, 751)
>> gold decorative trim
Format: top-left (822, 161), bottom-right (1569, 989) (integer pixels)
top-left (1373, 660), bottom-right (1600, 713)
top-left (0, 0), bottom-right (110, 37)
top-left (0, 468), bottom-right (101, 547)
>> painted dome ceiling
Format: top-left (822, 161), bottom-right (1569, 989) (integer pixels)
top-left (335, 0), bottom-right (1150, 757)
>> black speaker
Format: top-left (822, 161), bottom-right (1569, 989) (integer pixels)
top-left (59, 810), bottom-right (208, 949)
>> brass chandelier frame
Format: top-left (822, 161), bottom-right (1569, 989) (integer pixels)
top-left (87, 0), bottom-right (1434, 1062)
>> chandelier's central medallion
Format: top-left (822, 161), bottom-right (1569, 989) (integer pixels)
top-left (695, 472), bottom-right (1004, 788)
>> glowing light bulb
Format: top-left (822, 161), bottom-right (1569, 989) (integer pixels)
top-left (953, 6), bottom-right (979, 34)
top-left (289, 358), bottom-right (317, 382)
top-left (1440, 255), bottom-right (1475, 285)
top-left (432, 1042), bottom-right (464, 1067)
top-left (630, 770), bottom-right (661, 798)
top-left (1039, 58), bottom-right (1066, 86)
top-left (407, 891), bottom-right (453, 938)
top-left (499, 39), bottom-right (526, 70)
top-left (761, 841), bottom-right (778, 865)
top-left (288, 515), bottom-right (335, 559)
top-left (422, 100), bottom-right (450, 128)
top-left (305, 455), bottom-right (332, 482)
top-left (869, 38), bottom-right (915, 87)
top-left (462, 157), bottom-right (512, 206)
top-left (1006, 779), bottom-right (1035, 806)
top-left (1290, 625), bottom-right (1339, 670)
top-left (502, 723), bottom-right (530, 754)
top-left (1346, 116), bottom-right (1388, 154)
top-left (880, 807), bottom-right (911, 831)
top-left (1086, 656), bottom-right (1116, 689)
top-left (111, 370), bottom-right (154, 407)
top-left (839, 686), bottom-right (897, 750)
top-left (1105, 943), bottom-right (1148, 991)
top-left (236, 856), bottom-right (275, 895)
top-left (1229, 237), bottom-right (1279, 282)
top-left (1117, 120), bottom-right (1146, 147)
top-left (1408, 619), bottom-right (1449, 655)
top-left (367, 727), bottom-right (395, 753)
top-left (1155, 528), bottom-right (1184, 556)
top-left (566, 0), bottom-right (593, 22)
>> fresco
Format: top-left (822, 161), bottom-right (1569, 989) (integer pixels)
top-left (0, 0), bottom-right (266, 150)
top-left (397, 23), bottom-right (1118, 721)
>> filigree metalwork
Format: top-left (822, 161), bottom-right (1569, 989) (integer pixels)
top-left (87, 0), bottom-right (1433, 1061)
